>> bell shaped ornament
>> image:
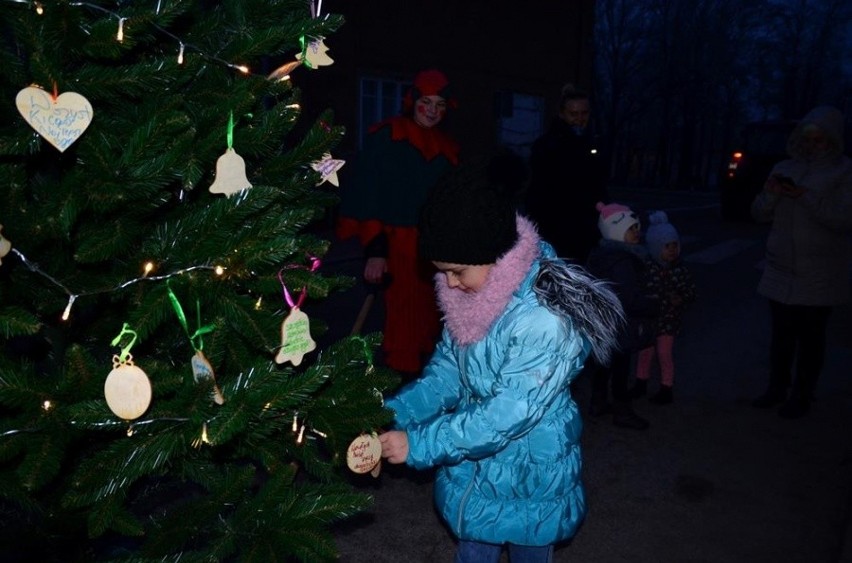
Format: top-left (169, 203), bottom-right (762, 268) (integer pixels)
top-left (209, 148), bottom-right (252, 197)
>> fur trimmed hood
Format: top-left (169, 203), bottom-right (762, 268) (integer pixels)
top-left (436, 216), bottom-right (625, 363)
top-left (436, 216), bottom-right (539, 345)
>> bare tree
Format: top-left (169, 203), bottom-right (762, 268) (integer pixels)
top-left (593, 0), bottom-right (849, 190)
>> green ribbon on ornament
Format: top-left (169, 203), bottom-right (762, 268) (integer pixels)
top-left (110, 323), bottom-right (138, 363)
top-left (226, 111), bottom-right (234, 150)
top-left (298, 35), bottom-right (313, 69)
top-left (166, 280), bottom-right (216, 352)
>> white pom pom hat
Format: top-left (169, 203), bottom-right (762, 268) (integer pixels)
top-left (596, 201), bottom-right (640, 242)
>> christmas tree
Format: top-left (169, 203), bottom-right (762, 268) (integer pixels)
top-left (0, 1), bottom-right (396, 560)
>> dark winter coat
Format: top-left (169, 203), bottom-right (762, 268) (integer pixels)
top-left (386, 217), bottom-right (623, 546)
top-left (644, 259), bottom-right (696, 336)
top-left (526, 119), bottom-right (608, 264)
top-left (586, 239), bottom-right (660, 351)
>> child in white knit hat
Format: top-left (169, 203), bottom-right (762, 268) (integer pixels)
top-left (585, 202), bottom-right (660, 429)
top-left (629, 210), bottom-right (696, 404)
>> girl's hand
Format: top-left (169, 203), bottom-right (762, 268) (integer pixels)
top-left (379, 431), bottom-right (409, 464)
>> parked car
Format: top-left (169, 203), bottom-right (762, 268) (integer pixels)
top-left (719, 119), bottom-right (797, 221)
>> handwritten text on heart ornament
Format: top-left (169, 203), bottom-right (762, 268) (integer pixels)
top-left (16, 86), bottom-right (93, 152)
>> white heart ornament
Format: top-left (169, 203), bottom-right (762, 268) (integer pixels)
top-left (16, 86), bottom-right (93, 152)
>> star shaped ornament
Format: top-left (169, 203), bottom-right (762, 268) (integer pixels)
top-left (310, 153), bottom-right (345, 186)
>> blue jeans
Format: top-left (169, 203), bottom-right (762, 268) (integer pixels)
top-left (454, 540), bottom-right (554, 563)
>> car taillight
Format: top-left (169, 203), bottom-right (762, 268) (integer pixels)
top-left (727, 152), bottom-right (743, 178)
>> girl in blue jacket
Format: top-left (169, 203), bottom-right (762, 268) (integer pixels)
top-left (379, 163), bottom-right (624, 563)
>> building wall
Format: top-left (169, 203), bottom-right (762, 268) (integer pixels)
top-left (299, 0), bottom-right (595, 161)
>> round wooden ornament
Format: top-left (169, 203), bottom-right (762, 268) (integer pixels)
top-left (346, 433), bottom-right (381, 475)
top-left (104, 355), bottom-right (152, 420)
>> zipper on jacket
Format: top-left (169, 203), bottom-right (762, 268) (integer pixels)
top-left (455, 352), bottom-right (478, 534)
top-left (456, 461), bottom-right (479, 533)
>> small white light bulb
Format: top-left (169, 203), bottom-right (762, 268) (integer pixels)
top-left (61, 295), bottom-right (77, 321)
top-left (117, 18), bottom-right (126, 42)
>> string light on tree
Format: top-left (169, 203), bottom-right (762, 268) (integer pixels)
top-left (0, 1), bottom-right (395, 558)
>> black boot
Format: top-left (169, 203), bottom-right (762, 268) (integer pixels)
top-left (778, 378), bottom-right (813, 419)
top-left (628, 378), bottom-right (648, 399)
top-left (751, 386), bottom-right (787, 408)
top-left (649, 385), bottom-right (673, 405)
top-left (612, 401), bottom-right (649, 430)
top-left (778, 394), bottom-right (810, 419)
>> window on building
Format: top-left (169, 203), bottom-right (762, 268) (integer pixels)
top-left (358, 76), bottom-right (411, 148)
top-left (494, 91), bottom-right (545, 160)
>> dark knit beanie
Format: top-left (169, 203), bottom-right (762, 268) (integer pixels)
top-left (418, 163), bottom-right (518, 265)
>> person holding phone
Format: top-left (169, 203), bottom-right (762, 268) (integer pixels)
top-left (750, 106), bottom-right (852, 419)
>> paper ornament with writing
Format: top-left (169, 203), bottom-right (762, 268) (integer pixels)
top-left (346, 433), bottom-right (381, 476)
top-left (274, 307), bottom-right (316, 366)
top-left (209, 148), bottom-right (253, 197)
top-left (297, 37), bottom-right (334, 69)
top-left (311, 153), bottom-right (345, 187)
top-left (16, 86), bottom-right (93, 152)
top-left (191, 350), bottom-right (225, 405)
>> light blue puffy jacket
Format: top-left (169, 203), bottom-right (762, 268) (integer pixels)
top-left (386, 217), bottom-right (622, 546)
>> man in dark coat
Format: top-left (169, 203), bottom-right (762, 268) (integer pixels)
top-left (526, 86), bottom-right (608, 265)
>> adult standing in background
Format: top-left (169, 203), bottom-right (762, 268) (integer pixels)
top-left (336, 69), bottom-right (459, 376)
top-left (750, 105), bottom-right (852, 419)
top-left (526, 84), bottom-right (609, 265)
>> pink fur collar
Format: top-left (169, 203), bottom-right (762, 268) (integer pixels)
top-left (436, 216), bottom-right (540, 345)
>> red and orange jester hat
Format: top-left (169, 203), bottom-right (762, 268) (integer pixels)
top-left (402, 69), bottom-right (458, 114)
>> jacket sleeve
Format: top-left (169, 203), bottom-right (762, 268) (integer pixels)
top-left (385, 334), bottom-right (463, 429)
top-left (678, 265), bottom-right (697, 304)
top-left (610, 256), bottom-right (659, 318)
top-left (751, 164), bottom-right (785, 223)
top-left (797, 164), bottom-right (852, 232)
top-left (402, 309), bottom-right (586, 470)
top-left (363, 232), bottom-right (388, 258)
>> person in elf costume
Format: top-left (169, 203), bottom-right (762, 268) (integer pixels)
top-left (336, 69), bottom-right (460, 375)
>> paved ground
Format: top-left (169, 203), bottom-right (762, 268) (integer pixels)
top-left (319, 192), bottom-right (852, 563)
